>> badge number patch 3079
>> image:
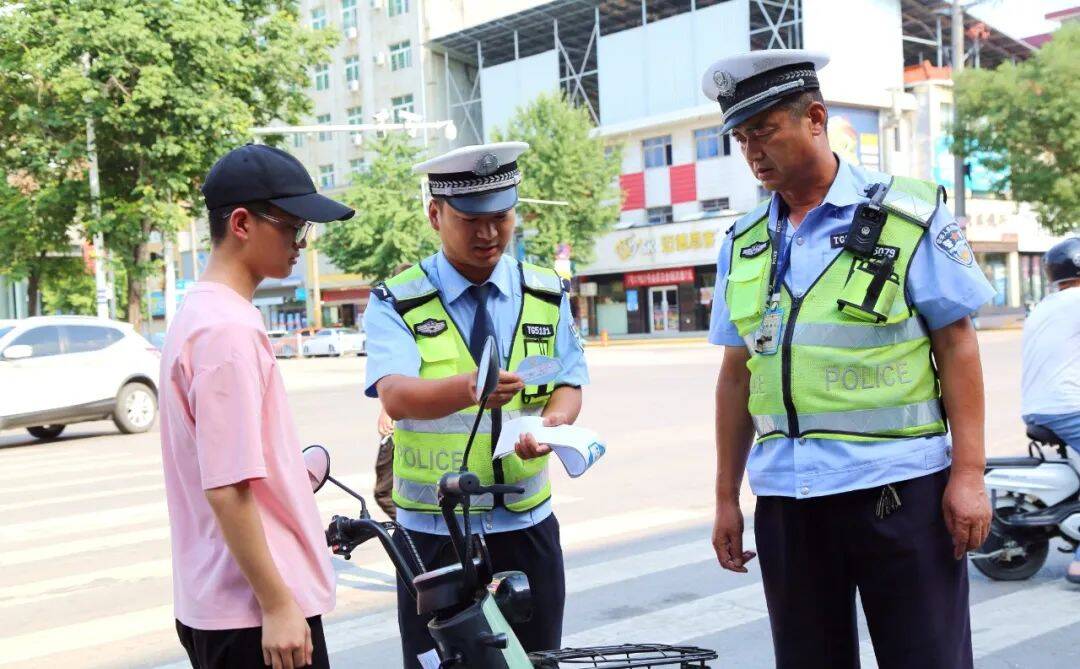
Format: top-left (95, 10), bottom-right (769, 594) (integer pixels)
top-left (934, 223), bottom-right (974, 266)
top-left (414, 318), bottom-right (448, 337)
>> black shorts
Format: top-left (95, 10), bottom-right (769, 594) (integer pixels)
top-left (175, 615), bottom-right (330, 669)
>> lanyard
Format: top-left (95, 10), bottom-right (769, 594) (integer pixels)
top-left (766, 212), bottom-right (792, 307)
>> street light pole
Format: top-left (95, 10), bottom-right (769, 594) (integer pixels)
top-left (83, 53), bottom-right (110, 320)
top-left (952, 0), bottom-right (966, 220)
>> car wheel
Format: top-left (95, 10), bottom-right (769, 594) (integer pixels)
top-left (329, 344), bottom-right (340, 357)
top-left (27, 425), bottom-right (66, 440)
top-left (303, 346), bottom-right (312, 357)
top-left (113, 382), bottom-right (157, 434)
top-left (281, 344), bottom-right (294, 357)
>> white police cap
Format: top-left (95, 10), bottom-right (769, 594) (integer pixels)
top-left (701, 49), bottom-right (830, 133)
top-left (413, 141), bottom-right (529, 215)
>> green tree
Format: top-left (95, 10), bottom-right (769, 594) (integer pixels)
top-left (491, 91), bottom-right (622, 266)
top-left (953, 23), bottom-right (1080, 234)
top-left (320, 132), bottom-right (438, 281)
top-left (0, 0), bottom-right (336, 328)
top-left (40, 258), bottom-right (97, 315)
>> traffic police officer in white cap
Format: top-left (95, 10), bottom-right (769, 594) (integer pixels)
top-left (703, 50), bottom-right (995, 668)
top-left (362, 142), bottom-right (588, 667)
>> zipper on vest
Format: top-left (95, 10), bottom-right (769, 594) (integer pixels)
top-left (781, 295), bottom-right (802, 436)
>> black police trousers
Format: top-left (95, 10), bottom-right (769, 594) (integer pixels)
top-left (394, 513), bottom-right (565, 669)
top-left (754, 469), bottom-right (973, 669)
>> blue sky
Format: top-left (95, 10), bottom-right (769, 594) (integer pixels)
top-left (968, 0), bottom-right (1076, 40)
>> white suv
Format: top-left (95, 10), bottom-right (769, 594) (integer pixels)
top-left (0, 316), bottom-right (160, 440)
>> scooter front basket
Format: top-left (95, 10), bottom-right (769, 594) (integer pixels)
top-left (529, 643), bottom-right (718, 668)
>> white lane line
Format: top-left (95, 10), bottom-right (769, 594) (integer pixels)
top-left (0, 456), bottom-right (161, 482)
top-left (559, 507), bottom-right (711, 546)
top-left (0, 604), bottom-right (175, 664)
top-left (0, 470), bottom-right (162, 496)
top-left (0, 483), bottom-right (165, 513)
top-left (0, 502), bottom-right (166, 543)
top-left (0, 527), bottom-right (170, 568)
top-left (0, 559), bottom-right (172, 609)
top-left (858, 580), bottom-right (1080, 667)
top-left (561, 583), bottom-right (769, 647)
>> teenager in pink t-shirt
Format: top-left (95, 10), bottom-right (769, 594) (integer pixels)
top-left (160, 144), bottom-right (353, 669)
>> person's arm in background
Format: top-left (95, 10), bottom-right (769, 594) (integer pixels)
top-left (932, 318), bottom-right (991, 559)
top-left (377, 405), bottom-right (394, 438)
top-left (191, 353), bottom-right (311, 669)
top-left (362, 289), bottom-right (524, 420)
top-left (908, 205), bottom-right (996, 560)
top-left (516, 290), bottom-right (588, 459)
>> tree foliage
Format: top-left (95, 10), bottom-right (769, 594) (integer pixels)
top-left (491, 92), bottom-right (622, 266)
top-left (319, 132), bottom-right (439, 281)
top-left (953, 23), bottom-right (1080, 234)
top-left (0, 0), bottom-right (335, 327)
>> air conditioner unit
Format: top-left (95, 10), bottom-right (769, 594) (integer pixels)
top-left (373, 52), bottom-right (387, 67)
top-left (348, 79), bottom-right (360, 92)
top-left (370, 0), bottom-right (384, 10)
top-left (352, 134), bottom-right (363, 147)
top-left (346, 26), bottom-right (358, 40)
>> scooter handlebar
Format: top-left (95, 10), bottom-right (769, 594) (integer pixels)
top-left (438, 472), bottom-right (525, 498)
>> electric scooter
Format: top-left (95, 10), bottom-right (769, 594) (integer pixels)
top-left (303, 336), bottom-right (719, 668)
top-left (971, 424), bottom-right (1080, 581)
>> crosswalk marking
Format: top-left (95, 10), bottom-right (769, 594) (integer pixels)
top-left (0, 558), bottom-right (171, 609)
top-left (0, 455), bottom-right (161, 482)
top-left (0, 604), bottom-right (174, 664)
top-left (0, 527), bottom-right (171, 569)
top-left (0, 502), bottom-right (166, 543)
top-left (561, 584), bottom-right (769, 647)
top-left (1, 470), bottom-right (162, 496)
top-left (0, 483), bottom-right (165, 513)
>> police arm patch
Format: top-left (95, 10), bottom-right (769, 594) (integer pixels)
top-left (933, 223), bottom-right (974, 266)
top-left (414, 318), bottom-right (448, 337)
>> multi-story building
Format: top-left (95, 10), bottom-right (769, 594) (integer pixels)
top-left (431, 0), bottom-right (1052, 338)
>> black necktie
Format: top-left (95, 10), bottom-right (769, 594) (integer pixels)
top-left (466, 283), bottom-right (503, 473)
top-left (467, 283), bottom-right (495, 364)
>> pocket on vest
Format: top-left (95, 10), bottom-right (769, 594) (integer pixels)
top-left (418, 333), bottom-right (460, 377)
top-left (726, 260), bottom-right (768, 335)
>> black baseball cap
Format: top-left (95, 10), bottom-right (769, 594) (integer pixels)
top-left (201, 143), bottom-right (354, 222)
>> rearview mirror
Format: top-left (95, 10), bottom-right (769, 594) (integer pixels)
top-left (303, 444), bottom-right (331, 493)
top-left (1, 345), bottom-right (31, 361)
top-left (475, 335), bottom-right (500, 404)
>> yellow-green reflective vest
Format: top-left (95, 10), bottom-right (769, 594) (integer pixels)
top-left (380, 258), bottom-right (565, 513)
top-left (725, 176), bottom-right (947, 442)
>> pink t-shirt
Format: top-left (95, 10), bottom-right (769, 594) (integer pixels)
top-left (159, 281), bottom-right (335, 630)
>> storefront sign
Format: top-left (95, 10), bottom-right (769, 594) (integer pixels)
top-left (579, 216), bottom-right (737, 275)
top-left (624, 267), bottom-right (694, 288)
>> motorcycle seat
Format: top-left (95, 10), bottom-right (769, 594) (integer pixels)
top-left (1026, 424), bottom-right (1067, 446)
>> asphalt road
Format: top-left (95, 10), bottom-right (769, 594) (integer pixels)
top-left (1, 331), bottom-right (1078, 668)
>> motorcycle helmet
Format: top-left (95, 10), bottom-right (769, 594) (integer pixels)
top-left (1043, 237), bottom-right (1080, 287)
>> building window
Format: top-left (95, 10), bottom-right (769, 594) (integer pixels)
top-left (316, 114), bottom-right (332, 141)
top-left (646, 206), bottom-right (673, 225)
top-left (643, 135), bottom-right (672, 169)
top-left (310, 7), bottom-right (327, 30)
top-left (293, 133), bottom-right (304, 148)
top-left (694, 126), bottom-right (731, 160)
top-left (349, 158), bottom-right (368, 176)
top-left (313, 64), bottom-right (329, 91)
top-left (388, 0), bottom-right (409, 17)
top-left (319, 164), bottom-right (335, 189)
top-left (391, 94), bottom-right (414, 121)
top-left (342, 0), bottom-right (357, 32)
top-left (345, 55), bottom-right (361, 85)
top-left (389, 40), bottom-right (412, 71)
top-left (700, 197), bottom-right (730, 215)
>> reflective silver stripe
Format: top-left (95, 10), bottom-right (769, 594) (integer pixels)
top-left (393, 469), bottom-right (548, 509)
top-left (753, 399), bottom-right (943, 437)
top-left (791, 319), bottom-right (928, 349)
top-left (394, 475), bottom-right (493, 508)
top-left (799, 399), bottom-right (942, 433)
top-left (505, 469), bottom-right (550, 506)
top-left (397, 406), bottom-right (544, 435)
top-left (522, 266), bottom-right (562, 294)
top-left (752, 413), bottom-right (788, 435)
top-left (722, 79), bottom-right (805, 124)
top-left (388, 275), bottom-right (437, 301)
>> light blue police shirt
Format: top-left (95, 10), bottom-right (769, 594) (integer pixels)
top-left (708, 158), bottom-right (996, 499)
top-left (363, 251), bottom-right (589, 534)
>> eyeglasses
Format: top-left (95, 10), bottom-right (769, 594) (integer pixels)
top-left (254, 208), bottom-right (313, 244)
